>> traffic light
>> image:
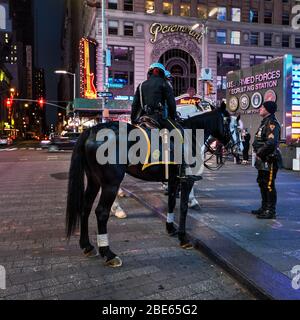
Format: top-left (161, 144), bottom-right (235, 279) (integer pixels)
top-left (206, 82), bottom-right (214, 95)
top-left (5, 98), bottom-right (13, 108)
top-left (38, 98), bottom-right (45, 108)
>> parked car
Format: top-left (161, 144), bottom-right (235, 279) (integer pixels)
top-left (48, 132), bottom-right (81, 152)
top-left (0, 135), bottom-right (13, 146)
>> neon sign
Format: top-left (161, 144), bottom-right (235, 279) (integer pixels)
top-left (80, 38), bottom-right (97, 99)
top-left (150, 23), bottom-right (204, 44)
top-left (292, 63), bottom-right (300, 139)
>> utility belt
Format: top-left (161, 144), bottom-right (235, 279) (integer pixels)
top-left (144, 103), bottom-right (168, 120)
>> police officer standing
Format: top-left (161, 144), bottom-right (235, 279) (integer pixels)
top-left (252, 101), bottom-right (282, 219)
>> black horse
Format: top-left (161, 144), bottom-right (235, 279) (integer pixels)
top-left (66, 105), bottom-right (236, 267)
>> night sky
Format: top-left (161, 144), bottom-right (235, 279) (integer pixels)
top-left (34, 0), bottom-right (64, 127)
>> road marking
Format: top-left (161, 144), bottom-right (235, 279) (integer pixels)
top-left (19, 158), bottom-right (28, 161)
top-left (47, 156), bottom-right (58, 160)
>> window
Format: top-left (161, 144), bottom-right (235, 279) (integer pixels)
top-left (124, 0), bottom-right (133, 11)
top-left (108, 20), bottom-right (119, 35)
top-left (231, 31), bottom-right (240, 45)
top-left (163, 2), bottom-right (173, 15)
top-left (0, 5), bottom-right (6, 30)
top-left (145, 1), bottom-right (155, 14)
top-left (216, 30), bottom-right (227, 44)
top-left (108, 71), bottom-right (134, 86)
top-left (295, 37), bottom-right (300, 49)
top-left (231, 8), bottom-right (241, 22)
top-left (108, 0), bottom-right (118, 10)
top-left (109, 46), bottom-right (134, 62)
top-left (264, 11), bottom-right (272, 24)
top-left (249, 9), bottom-right (258, 23)
top-left (282, 34), bottom-right (290, 48)
top-left (217, 76), bottom-right (227, 90)
top-left (124, 22), bottom-right (134, 36)
top-left (282, 13), bottom-right (290, 26)
top-left (264, 33), bottom-right (272, 46)
top-left (250, 55), bottom-right (273, 66)
top-left (217, 7), bottom-right (227, 21)
top-left (180, 4), bottom-right (190, 17)
top-left (197, 5), bottom-right (207, 19)
top-left (217, 53), bottom-right (241, 68)
top-left (250, 32), bottom-right (259, 45)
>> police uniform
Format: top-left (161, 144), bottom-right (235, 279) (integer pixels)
top-left (252, 101), bottom-right (282, 219)
top-left (131, 74), bottom-right (177, 130)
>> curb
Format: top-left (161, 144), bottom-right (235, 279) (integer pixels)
top-left (122, 185), bottom-right (300, 300)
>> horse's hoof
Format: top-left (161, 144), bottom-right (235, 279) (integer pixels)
top-left (84, 247), bottom-right (99, 258)
top-left (180, 241), bottom-right (193, 250)
top-left (105, 256), bottom-right (122, 268)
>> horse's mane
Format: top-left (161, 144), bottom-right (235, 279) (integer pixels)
top-left (182, 109), bottom-right (223, 132)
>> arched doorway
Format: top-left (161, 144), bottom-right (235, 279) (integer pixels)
top-left (159, 49), bottom-right (197, 97)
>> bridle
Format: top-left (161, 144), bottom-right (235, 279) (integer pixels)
top-left (203, 116), bottom-right (241, 171)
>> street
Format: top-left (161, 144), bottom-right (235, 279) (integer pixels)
top-left (0, 148), bottom-right (254, 300)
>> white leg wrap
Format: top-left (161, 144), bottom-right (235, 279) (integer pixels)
top-left (167, 213), bottom-right (175, 223)
top-left (97, 234), bottom-right (109, 247)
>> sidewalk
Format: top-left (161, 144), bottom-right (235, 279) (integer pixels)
top-left (121, 162), bottom-right (300, 299)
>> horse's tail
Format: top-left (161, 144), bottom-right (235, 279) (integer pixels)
top-left (66, 129), bottom-right (90, 239)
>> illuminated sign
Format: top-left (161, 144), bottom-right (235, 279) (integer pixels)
top-left (178, 98), bottom-right (200, 105)
top-left (80, 38), bottom-right (97, 99)
top-left (227, 70), bottom-right (281, 96)
top-left (150, 23), bottom-right (204, 44)
top-left (292, 63), bottom-right (300, 139)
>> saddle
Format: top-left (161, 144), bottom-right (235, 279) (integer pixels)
top-left (138, 116), bottom-right (161, 130)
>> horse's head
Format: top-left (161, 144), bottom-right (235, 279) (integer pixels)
top-left (216, 104), bottom-right (244, 156)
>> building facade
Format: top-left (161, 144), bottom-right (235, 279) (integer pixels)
top-left (60, 0), bottom-right (297, 140)
top-left (79, 0), bottom-right (300, 103)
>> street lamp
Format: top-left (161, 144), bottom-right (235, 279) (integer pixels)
top-left (55, 70), bottom-right (77, 132)
top-left (54, 70), bottom-right (76, 102)
top-left (192, 8), bottom-right (220, 101)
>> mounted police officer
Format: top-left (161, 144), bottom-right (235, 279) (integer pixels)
top-left (131, 63), bottom-right (198, 180)
top-left (131, 63), bottom-right (176, 131)
top-left (252, 101), bottom-right (282, 219)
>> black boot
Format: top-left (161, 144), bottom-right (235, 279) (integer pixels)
top-left (257, 209), bottom-right (276, 219)
top-left (251, 208), bottom-right (264, 215)
top-left (252, 186), bottom-right (268, 215)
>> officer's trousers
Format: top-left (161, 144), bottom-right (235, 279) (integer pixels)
top-left (256, 163), bottom-right (278, 212)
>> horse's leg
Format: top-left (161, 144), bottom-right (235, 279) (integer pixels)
top-left (188, 187), bottom-right (200, 209)
top-left (80, 175), bottom-right (100, 258)
top-left (178, 179), bottom-right (194, 249)
top-left (166, 176), bottom-right (179, 236)
top-left (95, 184), bottom-right (122, 267)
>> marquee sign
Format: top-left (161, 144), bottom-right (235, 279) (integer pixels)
top-left (150, 23), bottom-right (204, 44)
